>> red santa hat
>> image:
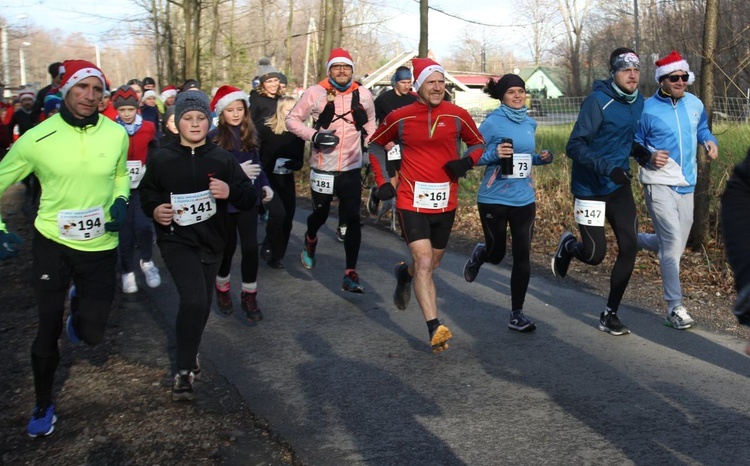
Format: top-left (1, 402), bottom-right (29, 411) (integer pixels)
top-left (654, 50), bottom-right (695, 84)
top-left (209, 85), bottom-right (248, 115)
top-left (58, 59), bottom-right (106, 98)
top-left (326, 48), bottom-right (354, 74)
top-left (18, 90), bottom-right (35, 101)
top-left (412, 58), bottom-right (445, 91)
top-left (160, 85), bottom-right (177, 101)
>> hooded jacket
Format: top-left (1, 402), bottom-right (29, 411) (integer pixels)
top-left (635, 91), bottom-right (717, 193)
top-left (139, 139), bottom-right (256, 263)
top-left (566, 78), bottom-right (644, 197)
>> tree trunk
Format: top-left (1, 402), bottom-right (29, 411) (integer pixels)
top-left (319, 0), bottom-right (335, 79)
top-left (182, 0), bottom-right (201, 81)
top-left (419, 0), bottom-right (428, 58)
top-left (285, 0), bottom-right (293, 77)
top-left (209, 0), bottom-right (220, 85)
top-left (332, 0), bottom-right (344, 48)
top-left (692, 0), bottom-right (719, 248)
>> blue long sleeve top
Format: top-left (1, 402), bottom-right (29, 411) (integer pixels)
top-left (476, 107), bottom-right (552, 206)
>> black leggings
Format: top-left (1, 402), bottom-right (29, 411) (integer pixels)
top-left (160, 243), bottom-right (220, 372)
top-left (31, 230), bottom-right (117, 406)
top-left (572, 184), bottom-right (638, 312)
top-left (478, 202), bottom-right (536, 311)
top-left (218, 206), bottom-right (259, 283)
top-left (266, 173), bottom-right (295, 261)
top-left (308, 169), bottom-right (362, 270)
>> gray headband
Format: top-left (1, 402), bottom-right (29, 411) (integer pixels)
top-left (611, 52), bottom-right (640, 74)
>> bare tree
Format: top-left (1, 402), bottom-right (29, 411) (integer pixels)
top-left (520, 0), bottom-right (560, 65)
top-left (556, 0), bottom-right (598, 96)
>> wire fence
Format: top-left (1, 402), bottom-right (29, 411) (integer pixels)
top-left (466, 96), bottom-right (750, 127)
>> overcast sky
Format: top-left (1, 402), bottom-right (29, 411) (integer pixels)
top-left (4, 0), bottom-right (523, 62)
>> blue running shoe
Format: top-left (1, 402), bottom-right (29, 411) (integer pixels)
top-left (27, 404), bottom-right (57, 437)
top-left (342, 270), bottom-right (364, 293)
top-left (301, 234), bottom-right (317, 269)
top-left (66, 286), bottom-right (81, 344)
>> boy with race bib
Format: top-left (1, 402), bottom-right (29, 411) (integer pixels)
top-left (551, 48), bottom-right (644, 336)
top-left (111, 85), bottom-right (162, 294)
top-left (139, 90), bottom-right (256, 401)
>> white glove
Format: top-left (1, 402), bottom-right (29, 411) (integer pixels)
top-left (240, 161), bottom-right (261, 181)
top-left (261, 186), bottom-right (274, 204)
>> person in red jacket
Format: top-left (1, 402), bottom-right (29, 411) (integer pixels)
top-left (369, 58), bottom-right (485, 353)
top-left (111, 85), bottom-right (161, 294)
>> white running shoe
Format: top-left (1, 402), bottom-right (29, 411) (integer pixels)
top-left (140, 259), bottom-right (161, 288)
top-left (122, 272), bottom-right (138, 294)
top-left (666, 305), bottom-right (695, 330)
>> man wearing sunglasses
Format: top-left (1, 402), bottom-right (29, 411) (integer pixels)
top-left (634, 50), bottom-right (718, 330)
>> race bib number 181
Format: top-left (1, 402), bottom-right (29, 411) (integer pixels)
top-left (310, 171), bottom-right (334, 195)
top-left (574, 199), bottom-right (606, 227)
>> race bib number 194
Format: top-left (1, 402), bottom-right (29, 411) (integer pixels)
top-left (57, 206), bottom-right (106, 240)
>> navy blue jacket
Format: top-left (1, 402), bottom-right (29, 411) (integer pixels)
top-left (566, 79), bottom-right (644, 197)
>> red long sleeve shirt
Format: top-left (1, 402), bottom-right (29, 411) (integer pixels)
top-left (369, 100), bottom-right (484, 213)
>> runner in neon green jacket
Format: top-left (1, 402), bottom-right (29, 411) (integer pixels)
top-left (0, 111), bottom-right (129, 251)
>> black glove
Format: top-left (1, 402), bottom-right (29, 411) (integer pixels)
top-left (104, 197), bottom-right (128, 232)
top-left (609, 167), bottom-right (631, 185)
top-left (0, 230), bottom-right (23, 260)
top-left (283, 159), bottom-right (304, 171)
top-left (312, 131), bottom-right (340, 148)
top-left (376, 182), bottom-right (397, 201)
top-left (444, 157), bottom-right (474, 178)
top-left (631, 142), bottom-right (651, 167)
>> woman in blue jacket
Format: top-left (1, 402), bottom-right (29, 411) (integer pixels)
top-left (463, 74), bottom-right (553, 332)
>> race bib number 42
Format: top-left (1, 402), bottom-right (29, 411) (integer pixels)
top-left (127, 160), bottom-right (146, 189)
top-left (413, 181), bottom-right (450, 209)
top-left (171, 190), bottom-right (216, 226)
top-left (574, 199), bottom-right (606, 227)
top-left (310, 170), bottom-right (334, 195)
top-left (57, 206), bottom-right (106, 240)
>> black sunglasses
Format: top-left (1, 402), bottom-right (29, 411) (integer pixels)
top-left (668, 74), bottom-right (689, 83)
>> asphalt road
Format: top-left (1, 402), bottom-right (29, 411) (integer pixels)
top-left (138, 207), bottom-right (750, 465)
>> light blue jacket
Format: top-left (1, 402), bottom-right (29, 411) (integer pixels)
top-left (476, 107), bottom-right (552, 207)
top-left (635, 91), bottom-right (717, 194)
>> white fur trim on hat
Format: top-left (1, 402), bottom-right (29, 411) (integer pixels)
top-left (414, 64), bottom-right (445, 91)
top-left (160, 88), bottom-right (177, 101)
top-left (654, 51), bottom-right (695, 85)
top-left (18, 90), bottom-right (35, 101)
top-left (59, 64), bottom-right (106, 98)
top-left (213, 90), bottom-right (248, 116)
top-left (141, 90), bottom-right (158, 102)
top-left (326, 48), bottom-right (354, 74)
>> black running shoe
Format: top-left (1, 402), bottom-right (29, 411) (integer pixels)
top-left (393, 261), bottom-right (412, 310)
top-left (508, 311), bottom-right (536, 332)
top-left (463, 243), bottom-right (485, 283)
top-left (551, 232), bottom-right (576, 278)
top-left (598, 311), bottom-right (631, 336)
top-left (215, 285), bottom-right (233, 316)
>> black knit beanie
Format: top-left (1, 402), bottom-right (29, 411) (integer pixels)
top-left (175, 90), bottom-right (211, 123)
top-left (485, 74), bottom-right (526, 100)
